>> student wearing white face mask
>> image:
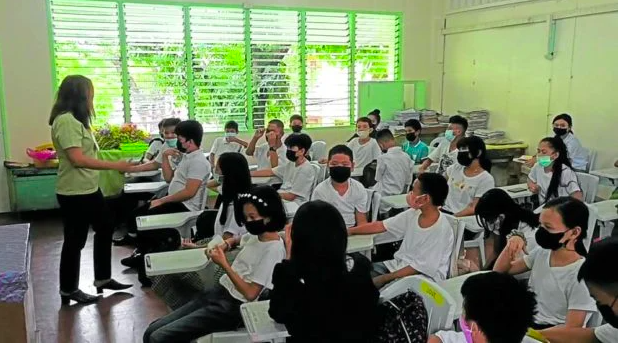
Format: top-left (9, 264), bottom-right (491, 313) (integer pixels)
top-left (347, 117), bottom-right (382, 177)
top-left (209, 121), bottom-right (248, 169)
top-left (494, 197), bottom-right (597, 329)
top-left (419, 115), bottom-right (468, 176)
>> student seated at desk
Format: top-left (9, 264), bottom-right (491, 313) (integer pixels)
top-left (269, 201), bottom-right (379, 342)
top-left (246, 119), bottom-right (287, 169)
top-left (208, 120), bottom-right (248, 168)
top-left (443, 136), bottom-right (495, 219)
top-left (349, 173), bottom-right (454, 288)
top-left (428, 272), bottom-right (537, 343)
top-left (251, 133), bottom-right (315, 213)
top-left (418, 115), bottom-right (468, 176)
top-left (311, 145), bottom-right (369, 228)
top-left (527, 114), bottom-right (589, 171)
top-left (141, 119), bottom-right (165, 163)
top-left (374, 129), bottom-right (415, 211)
top-left (475, 188), bottom-right (540, 268)
top-left (528, 136), bottom-right (583, 203)
top-left (121, 121), bottom-right (210, 283)
top-left (542, 237), bottom-right (618, 343)
top-left (282, 114), bottom-right (305, 141)
top-left (143, 186), bottom-right (286, 343)
top-left (128, 117), bottom-right (183, 174)
top-left (494, 197), bottom-right (597, 329)
top-left (151, 152), bottom-right (251, 310)
top-left (347, 117), bottom-right (382, 177)
top-left (402, 119), bottom-right (429, 164)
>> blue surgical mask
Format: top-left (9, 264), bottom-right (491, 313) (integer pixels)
top-left (165, 138), bottom-right (178, 147)
top-left (445, 130), bottom-right (455, 141)
top-left (225, 132), bottom-right (237, 138)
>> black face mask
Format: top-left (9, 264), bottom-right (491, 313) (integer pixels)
top-left (535, 226), bottom-right (566, 250)
top-left (457, 152), bottom-right (474, 166)
top-left (406, 133), bottom-right (417, 142)
top-left (553, 127), bottom-right (568, 137)
top-left (286, 150), bottom-right (298, 162)
top-left (597, 301), bottom-right (618, 328)
top-left (330, 166), bottom-right (351, 183)
top-left (176, 140), bottom-right (187, 153)
top-left (291, 125), bottom-right (302, 133)
top-left (245, 219), bottom-right (268, 235)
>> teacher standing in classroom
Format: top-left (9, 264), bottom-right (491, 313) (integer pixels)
top-left (49, 75), bottom-right (133, 305)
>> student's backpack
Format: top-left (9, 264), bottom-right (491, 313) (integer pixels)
top-left (360, 160), bottom-right (377, 188)
top-left (375, 290), bottom-right (428, 343)
top-left (140, 137), bottom-right (164, 162)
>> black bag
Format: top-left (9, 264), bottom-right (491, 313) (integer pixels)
top-left (361, 160), bottom-right (377, 188)
top-left (375, 290), bottom-right (428, 343)
top-left (139, 137), bottom-right (164, 162)
top-left (138, 227), bottom-right (182, 255)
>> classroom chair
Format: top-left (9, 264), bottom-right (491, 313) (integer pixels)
top-left (429, 137), bottom-right (447, 149)
top-left (459, 216), bottom-right (486, 269)
top-left (437, 271), bottom-right (492, 326)
top-left (445, 215), bottom-right (466, 279)
top-left (366, 189), bottom-right (382, 222)
top-left (585, 149), bottom-right (597, 173)
top-left (309, 141), bottom-right (327, 162)
top-left (380, 275), bottom-right (457, 335)
top-left (577, 172), bottom-right (600, 204)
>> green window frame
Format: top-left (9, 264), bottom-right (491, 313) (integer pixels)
top-left (48, 0), bottom-right (402, 133)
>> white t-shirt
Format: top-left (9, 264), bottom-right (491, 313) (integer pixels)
top-left (210, 137), bottom-right (243, 160)
top-left (274, 160), bottom-right (316, 205)
top-left (214, 203), bottom-right (247, 238)
top-left (562, 133), bottom-right (589, 171)
top-left (595, 324), bottom-right (618, 343)
top-left (428, 140), bottom-right (458, 176)
top-left (155, 142), bottom-right (182, 169)
top-left (311, 178), bottom-right (368, 228)
top-left (219, 236), bottom-right (286, 302)
top-left (434, 330), bottom-right (539, 343)
top-left (145, 138), bottom-right (164, 158)
top-left (528, 163), bottom-right (581, 202)
top-left (383, 210), bottom-right (454, 282)
top-left (374, 147), bottom-right (415, 197)
top-left (254, 143), bottom-right (288, 170)
top-left (444, 164), bottom-right (495, 214)
top-left (167, 150), bottom-right (210, 211)
top-left (523, 247), bottom-right (597, 326)
top-left (347, 138), bottom-right (382, 176)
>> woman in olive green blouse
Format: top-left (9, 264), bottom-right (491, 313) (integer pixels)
top-left (49, 75), bottom-right (133, 305)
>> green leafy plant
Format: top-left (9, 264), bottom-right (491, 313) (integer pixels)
top-left (94, 123), bottom-right (149, 150)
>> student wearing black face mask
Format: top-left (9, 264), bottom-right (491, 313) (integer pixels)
top-left (251, 133), bottom-right (316, 214)
top-left (444, 136), bottom-right (495, 218)
top-left (494, 197), bottom-right (597, 330)
top-left (143, 186), bottom-right (286, 343)
top-left (402, 119), bottom-right (429, 164)
top-left (552, 113), bottom-right (589, 171)
top-left (541, 237), bottom-right (618, 343)
top-left (311, 145), bottom-right (369, 228)
top-left (289, 114), bottom-right (304, 134)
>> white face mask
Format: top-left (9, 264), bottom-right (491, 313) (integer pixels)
top-left (357, 130), bottom-right (370, 139)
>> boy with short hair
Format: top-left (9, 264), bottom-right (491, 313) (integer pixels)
top-left (374, 129), bottom-right (415, 207)
top-left (347, 117), bottom-right (382, 177)
top-left (209, 120), bottom-right (248, 167)
top-left (348, 173), bottom-right (454, 288)
top-left (142, 119), bottom-right (166, 162)
top-left (428, 271), bottom-right (538, 343)
top-left (312, 145), bottom-right (368, 228)
top-left (289, 114), bottom-right (304, 134)
top-left (252, 133), bottom-right (316, 211)
top-left (246, 119), bottom-right (288, 169)
top-left (402, 119), bottom-right (429, 164)
top-left (419, 115), bottom-right (468, 175)
top-left (128, 117), bottom-right (183, 173)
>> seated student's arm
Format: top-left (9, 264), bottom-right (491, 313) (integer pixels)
top-left (427, 335), bottom-right (443, 343)
top-left (419, 145), bottom-right (441, 172)
top-left (245, 129), bottom-right (264, 156)
top-left (231, 137), bottom-right (248, 148)
top-left (541, 326), bottom-right (598, 343)
top-left (279, 192), bottom-right (298, 202)
top-left (527, 177), bottom-right (540, 194)
top-left (251, 168), bottom-right (275, 177)
top-left (565, 310), bottom-right (589, 328)
top-left (354, 186), bottom-right (370, 226)
top-left (454, 197), bottom-right (479, 217)
top-left (208, 247), bottom-right (263, 301)
top-left (153, 179), bottom-right (202, 207)
top-left (455, 178), bottom-right (494, 217)
top-left (564, 170), bottom-right (584, 201)
top-left (280, 165), bottom-right (314, 202)
top-left (128, 160), bottom-right (160, 173)
top-left (160, 150), bottom-right (177, 183)
top-left (206, 179), bottom-right (219, 189)
top-left (268, 148), bottom-right (280, 168)
top-left (355, 210), bottom-right (369, 226)
top-left (570, 191), bottom-right (584, 201)
top-left (493, 236), bottom-right (530, 275)
top-left (373, 265), bottom-right (418, 288)
top-left (348, 221), bottom-right (386, 236)
top-left (209, 153), bottom-right (216, 167)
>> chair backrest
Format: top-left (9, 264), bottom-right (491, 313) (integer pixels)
top-left (429, 137), bottom-right (446, 149)
top-left (576, 172), bottom-right (600, 203)
top-left (309, 141), bottom-right (327, 162)
top-left (366, 189), bottom-right (382, 222)
top-left (583, 203), bottom-right (598, 251)
top-left (445, 215), bottom-right (465, 279)
top-left (379, 275), bottom-right (457, 334)
top-left (585, 148), bottom-right (596, 173)
top-left (309, 162), bottom-right (323, 190)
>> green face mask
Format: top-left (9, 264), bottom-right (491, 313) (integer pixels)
top-left (538, 155), bottom-right (553, 168)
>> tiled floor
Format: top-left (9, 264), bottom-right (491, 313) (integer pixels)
top-left (0, 211), bottom-right (168, 343)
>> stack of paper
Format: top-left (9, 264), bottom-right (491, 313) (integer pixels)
top-left (420, 110), bottom-right (439, 125)
top-left (458, 109), bottom-right (489, 133)
top-left (473, 129), bottom-right (505, 140)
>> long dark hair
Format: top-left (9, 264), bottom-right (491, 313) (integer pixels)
top-left (218, 152), bottom-right (251, 227)
top-left (543, 196), bottom-right (589, 256)
top-left (552, 113), bottom-right (574, 134)
top-left (290, 200), bottom-right (348, 283)
top-left (49, 75), bottom-right (95, 129)
top-left (457, 136), bottom-right (492, 172)
top-left (476, 189), bottom-right (539, 265)
top-left (539, 137), bottom-right (575, 202)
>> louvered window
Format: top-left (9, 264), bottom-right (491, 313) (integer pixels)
top-left (49, 1), bottom-right (401, 131)
top-left (50, 0), bottom-right (124, 126)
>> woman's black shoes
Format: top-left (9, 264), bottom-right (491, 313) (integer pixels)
top-left (60, 290), bottom-right (99, 305)
top-left (95, 279), bottom-right (133, 294)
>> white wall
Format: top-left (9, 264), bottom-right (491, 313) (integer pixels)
top-left (438, 0), bottom-right (618, 169)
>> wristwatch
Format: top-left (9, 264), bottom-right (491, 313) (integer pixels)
top-left (269, 147), bottom-right (277, 152)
